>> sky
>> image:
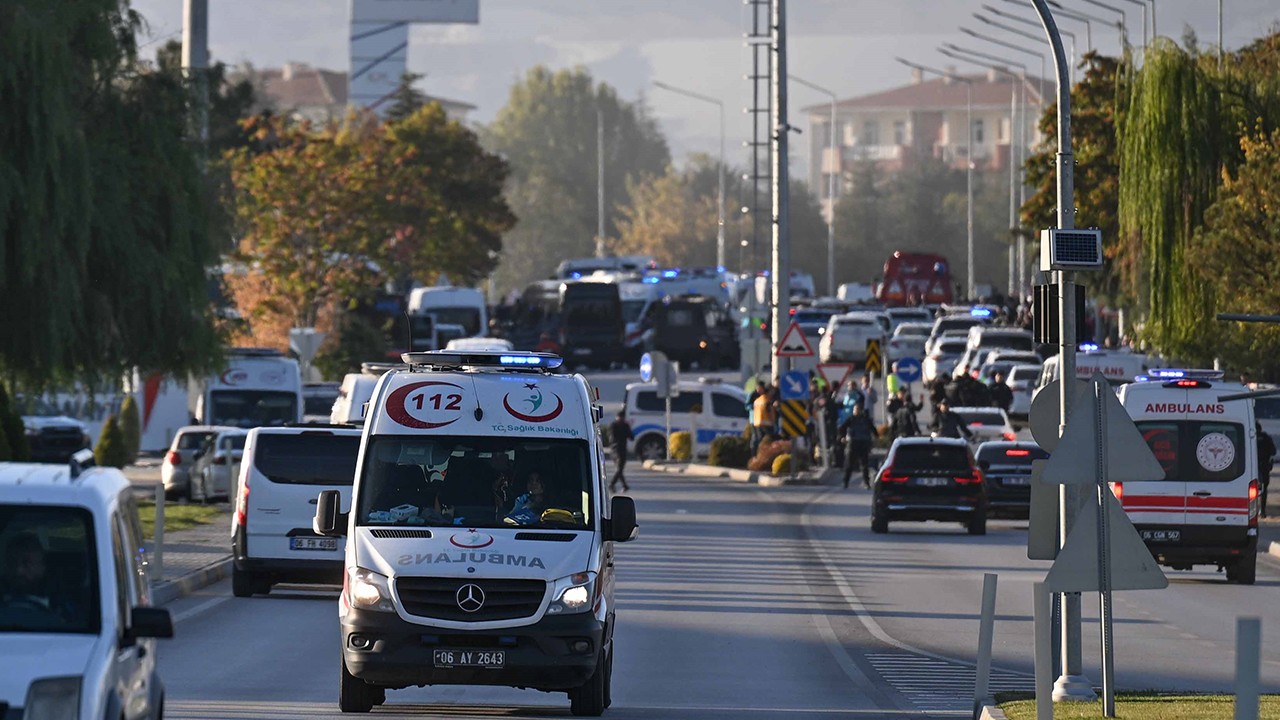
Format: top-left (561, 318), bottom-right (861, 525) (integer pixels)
top-left (132, 0), bottom-right (1280, 174)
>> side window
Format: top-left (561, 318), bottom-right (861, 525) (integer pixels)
top-left (1137, 422), bottom-right (1179, 481)
top-left (119, 496), bottom-right (150, 603)
top-left (110, 518), bottom-right (131, 633)
top-left (712, 392), bottom-right (749, 419)
top-left (634, 391), bottom-right (663, 412)
top-left (670, 391), bottom-right (703, 414)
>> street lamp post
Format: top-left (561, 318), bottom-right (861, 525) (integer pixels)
top-left (653, 81), bottom-right (727, 270)
top-left (1048, 0), bottom-right (1126, 52)
top-left (975, 12), bottom-right (1076, 82)
top-left (789, 75), bottom-right (838, 297)
top-left (1080, 0), bottom-right (1130, 49)
top-left (961, 27), bottom-right (1047, 107)
top-left (896, 58), bottom-right (974, 301)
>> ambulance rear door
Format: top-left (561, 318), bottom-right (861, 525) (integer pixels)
top-left (1125, 386), bottom-right (1188, 536)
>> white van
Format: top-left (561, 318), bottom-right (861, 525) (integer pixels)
top-left (231, 425), bottom-right (364, 597)
top-left (1116, 370), bottom-right (1261, 583)
top-left (331, 363), bottom-right (405, 425)
top-left (312, 351), bottom-right (638, 715)
top-left (190, 347), bottom-right (303, 428)
top-left (1037, 348), bottom-right (1153, 390)
top-left (407, 286), bottom-right (488, 339)
top-left (623, 380), bottom-right (749, 460)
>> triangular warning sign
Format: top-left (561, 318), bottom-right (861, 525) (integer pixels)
top-left (817, 362), bottom-right (854, 388)
top-left (1041, 373), bottom-right (1165, 486)
top-left (1045, 490), bottom-right (1168, 592)
top-left (776, 321), bottom-right (815, 357)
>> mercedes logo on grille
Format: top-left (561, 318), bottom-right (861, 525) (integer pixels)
top-left (456, 583), bottom-right (486, 613)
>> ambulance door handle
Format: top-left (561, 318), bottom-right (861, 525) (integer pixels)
top-left (1192, 491), bottom-right (1212, 497)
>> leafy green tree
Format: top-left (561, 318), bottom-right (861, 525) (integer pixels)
top-left (0, 384), bottom-right (27, 461)
top-left (386, 72), bottom-right (428, 124)
top-left (483, 66), bottom-right (670, 291)
top-left (313, 313), bottom-right (390, 381)
top-left (118, 395), bottom-right (141, 464)
top-left (94, 415), bottom-right (129, 469)
top-left (155, 39), bottom-right (258, 155)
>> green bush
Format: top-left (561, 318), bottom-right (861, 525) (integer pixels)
top-left (771, 453), bottom-right (793, 475)
top-left (668, 431), bottom-right (692, 461)
top-left (747, 438), bottom-right (790, 472)
top-left (709, 435), bottom-right (752, 468)
top-left (0, 384), bottom-right (29, 461)
top-left (94, 415), bottom-right (129, 469)
top-left (118, 395), bottom-right (141, 464)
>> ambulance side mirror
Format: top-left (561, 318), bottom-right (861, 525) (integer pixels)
top-left (606, 496), bottom-right (638, 542)
top-left (314, 490), bottom-right (347, 537)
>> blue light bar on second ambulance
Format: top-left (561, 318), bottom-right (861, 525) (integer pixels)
top-left (970, 307), bottom-right (992, 317)
top-left (402, 351), bottom-right (564, 369)
top-left (1078, 342), bottom-right (1100, 352)
top-left (1147, 368), bottom-right (1225, 381)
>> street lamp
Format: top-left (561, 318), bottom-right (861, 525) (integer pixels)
top-left (975, 12), bottom-right (1076, 82)
top-left (653, 80), bottom-right (727, 271)
top-left (960, 27), bottom-right (1048, 111)
top-left (895, 57), bottom-right (975, 301)
top-left (1114, 0), bottom-right (1149, 46)
top-left (1045, 0), bottom-right (1123, 53)
top-left (1079, 0), bottom-right (1129, 49)
top-left (789, 74), bottom-right (838, 297)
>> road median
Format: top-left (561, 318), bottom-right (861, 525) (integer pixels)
top-left (642, 459), bottom-right (839, 487)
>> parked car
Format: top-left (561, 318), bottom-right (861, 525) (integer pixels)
top-left (1006, 363), bottom-right (1043, 418)
top-left (923, 338), bottom-right (969, 383)
top-left (161, 424), bottom-right (232, 500)
top-left (976, 352), bottom-right (1043, 384)
top-left (887, 321), bottom-right (933, 361)
top-left (231, 425), bottom-right (363, 597)
top-left (189, 428), bottom-right (248, 503)
top-left (975, 441), bottom-right (1049, 519)
top-left (19, 412), bottom-right (91, 463)
top-left (819, 313), bottom-right (886, 364)
top-left (0, 452), bottom-right (174, 720)
top-left (949, 406), bottom-right (1018, 444)
top-left (871, 436), bottom-right (987, 534)
top-left (624, 379), bottom-right (749, 460)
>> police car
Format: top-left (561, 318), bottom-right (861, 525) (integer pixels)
top-left (1116, 369), bottom-right (1262, 584)
top-left (312, 351), bottom-right (638, 716)
top-left (0, 451), bottom-right (174, 720)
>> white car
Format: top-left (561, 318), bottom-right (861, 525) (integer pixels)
top-left (0, 452), bottom-right (173, 720)
top-left (923, 338), bottom-right (969, 383)
top-left (819, 313), bottom-right (886, 364)
top-left (886, 307), bottom-right (933, 332)
top-left (950, 406), bottom-right (1018, 444)
top-left (887, 321), bottom-right (933, 361)
top-left (1006, 363), bottom-right (1042, 417)
top-left (161, 424), bottom-right (232, 500)
top-left (624, 380), bottom-right (749, 460)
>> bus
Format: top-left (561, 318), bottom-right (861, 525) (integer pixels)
top-left (876, 251), bottom-right (954, 306)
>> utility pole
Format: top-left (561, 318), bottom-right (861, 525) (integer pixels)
top-left (1030, 0), bottom-right (1094, 704)
top-left (596, 108), bottom-right (606, 258)
top-left (769, 0), bottom-right (791, 383)
top-left (182, 0), bottom-right (209, 147)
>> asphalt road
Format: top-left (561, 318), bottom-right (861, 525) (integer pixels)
top-left (156, 468), bottom-right (1280, 720)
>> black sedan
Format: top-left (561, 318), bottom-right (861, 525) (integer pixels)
top-left (871, 437), bottom-right (988, 535)
top-left (974, 441), bottom-right (1049, 520)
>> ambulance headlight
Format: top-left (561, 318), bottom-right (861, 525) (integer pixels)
top-left (25, 676), bottom-right (80, 720)
top-left (348, 568), bottom-right (394, 612)
top-left (548, 572), bottom-right (597, 615)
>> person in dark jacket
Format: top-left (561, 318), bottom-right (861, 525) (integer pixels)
top-left (889, 389), bottom-right (922, 440)
top-left (839, 403), bottom-right (877, 489)
top-left (989, 371), bottom-right (1014, 413)
top-left (608, 411), bottom-right (634, 492)
top-left (930, 400), bottom-right (973, 440)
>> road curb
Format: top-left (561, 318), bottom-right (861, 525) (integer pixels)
top-left (152, 557), bottom-right (232, 606)
top-left (979, 704), bottom-right (1008, 720)
top-left (641, 460), bottom-right (837, 486)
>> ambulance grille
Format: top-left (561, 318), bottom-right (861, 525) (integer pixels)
top-left (370, 529), bottom-right (433, 539)
top-left (396, 578), bottom-right (546, 622)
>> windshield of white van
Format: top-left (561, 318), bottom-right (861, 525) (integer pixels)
top-left (209, 390), bottom-right (298, 428)
top-left (255, 433), bottom-right (361, 485)
top-left (0, 506), bottom-right (100, 635)
top-left (1137, 421), bottom-right (1246, 482)
top-left (357, 436), bottom-right (593, 530)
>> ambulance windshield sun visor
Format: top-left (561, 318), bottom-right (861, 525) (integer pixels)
top-left (356, 436), bottom-right (593, 531)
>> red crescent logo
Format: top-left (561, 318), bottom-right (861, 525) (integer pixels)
top-left (385, 381), bottom-right (464, 429)
top-left (219, 369), bottom-right (248, 385)
top-left (450, 532), bottom-right (495, 549)
top-left (503, 393), bottom-right (564, 423)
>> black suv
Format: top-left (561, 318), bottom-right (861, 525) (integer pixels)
top-left (975, 441), bottom-right (1049, 520)
top-left (872, 437), bottom-right (987, 535)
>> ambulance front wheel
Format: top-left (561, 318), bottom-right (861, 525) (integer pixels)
top-left (568, 646), bottom-right (610, 717)
top-left (339, 657), bottom-right (375, 713)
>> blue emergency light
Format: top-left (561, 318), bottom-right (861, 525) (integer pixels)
top-left (1079, 342), bottom-right (1100, 352)
top-left (642, 277), bottom-right (660, 284)
top-left (662, 270), bottom-right (679, 278)
top-left (1146, 368), bottom-right (1224, 381)
top-left (970, 307), bottom-right (992, 317)
top-left (402, 351), bottom-right (563, 370)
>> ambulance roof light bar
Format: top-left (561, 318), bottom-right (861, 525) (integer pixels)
top-left (401, 351), bottom-right (564, 371)
top-left (1147, 368), bottom-right (1224, 381)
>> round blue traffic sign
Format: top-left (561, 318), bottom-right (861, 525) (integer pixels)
top-left (639, 353), bottom-right (654, 382)
top-left (895, 357), bottom-right (923, 383)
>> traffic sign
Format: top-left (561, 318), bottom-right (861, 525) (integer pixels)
top-left (776, 321), bottom-right (816, 357)
top-left (1039, 374), bottom-right (1165, 486)
top-left (639, 353), bottom-right (655, 382)
top-left (779, 399), bottom-right (809, 438)
top-left (865, 338), bottom-right (883, 375)
top-left (1045, 490), bottom-right (1168, 592)
top-left (817, 363), bottom-right (854, 389)
top-left (780, 370), bottom-right (810, 400)
top-left (1028, 378), bottom-right (1089, 452)
top-left (895, 356), bottom-right (922, 383)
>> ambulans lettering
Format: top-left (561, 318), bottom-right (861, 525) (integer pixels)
top-left (397, 552), bottom-right (547, 568)
top-left (1143, 402), bottom-right (1225, 414)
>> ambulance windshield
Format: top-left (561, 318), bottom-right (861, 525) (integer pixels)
top-left (356, 436), bottom-right (594, 530)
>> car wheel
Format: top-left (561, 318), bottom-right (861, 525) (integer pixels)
top-left (568, 651), bottom-right (608, 717)
top-left (1227, 553), bottom-right (1256, 585)
top-left (870, 513), bottom-right (889, 534)
top-left (967, 511), bottom-right (987, 536)
top-left (635, 435), bottom-right (666, 462)
top-left (370, 686), bottom-right (386, 706)
top-left (339, 658), bottom-right (374, 713)
top-left (232, 566), bottom-right (258, 598)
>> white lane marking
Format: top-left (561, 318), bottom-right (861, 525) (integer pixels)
top-left (171, 594), bottom-right (231, 624)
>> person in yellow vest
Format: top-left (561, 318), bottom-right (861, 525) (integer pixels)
top-left (885, 361), bottom-right (902, 397)
top-left (751, 383), bottom-right (778, 452)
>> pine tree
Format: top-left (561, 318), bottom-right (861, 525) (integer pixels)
top-left (94, 415), bottom-right (129, 469)
top-left (385, 72), bottom-right (427, 123)
top-left (119, 395), bottom-right (141, 464)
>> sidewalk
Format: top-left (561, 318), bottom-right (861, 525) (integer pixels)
top-left (148, 510), bottom-right (233, 605)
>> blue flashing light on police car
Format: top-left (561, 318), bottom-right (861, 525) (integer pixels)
top-left (970, 307), bottom-right (992, 318)
top-left (662, 270), bottom-right (679, 278)
top-left (1079, 342), bottom-right (1100, 352)
top-left (642, 277), bottom-right (660, 284)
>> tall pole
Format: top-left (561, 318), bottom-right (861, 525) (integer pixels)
top-left (596, 108), bottom-right (606, 258)
top-left (1017, 70), bottom-right (1028, 298)
top-left (1218, 0), bottom-right (1224, 67)
top-left (965, 81), bottom-right (975, 301)
top-left (1008, 76), bottom-right (1017, 297)
top-left (181, 0), bottom-right (209, 147)
top-left (1030, 0), bottom-right (1093, 703)
top-left (790, 75), bottom-right (838, 297)
top-left (770, 0), bottom-right (791, 383)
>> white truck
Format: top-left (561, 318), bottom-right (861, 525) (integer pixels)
top-left (407, 286), bottom-right (488, 351)
top-left (189, 348), bottom-right (303, 429)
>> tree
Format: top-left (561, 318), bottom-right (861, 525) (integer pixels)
top-left (313, 313), bottom-right (389, 381)
top-left (118, 395), bottom-right (141, 464)
top-left (94, 415), bottom-right (129, 469)
top-left (483, 66), bottom-right (671, 292)
top-left (0, 384), bottom-right (28, 461)
top-left (386, 72), bottom-right (428, 123)
top-left (155, 39), bottom-right (258, 155)
top-left (612, 155), bottom-right (746, 267)
top-left (0, 1), bottom-right (223, 387)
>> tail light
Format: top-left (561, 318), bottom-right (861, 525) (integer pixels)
top-left (234, 473), bottom-right (250, 527)
top-left (1002, 432), bottom-right (1017, 441)
top-left (955, 468), bottom-right (983, 485)
top-left (879, 466), bottom-right (909, 484)
top-left (165, 450), bottom-right (181, 466)
top-left (1110, 482), bottom-right (1123, 502)
top-left (1005, 449), bottom-right (1030, 457)
top-left (1248, 479), bottom-right (1260, 525)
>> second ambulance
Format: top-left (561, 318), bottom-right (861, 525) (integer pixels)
top-left (1116, 369), bottom-right (1262, 584)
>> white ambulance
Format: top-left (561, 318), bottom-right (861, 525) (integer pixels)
top-left (313, 351), bottom-right (638, 716)
top-left (1115, 369), bottom-right (1262, 584)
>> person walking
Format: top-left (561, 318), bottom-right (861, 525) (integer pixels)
top-left (989, 371), bottom-right (1014, 414)
top-left (930, 399), bottom-right (973, 441)
top-left (858, 374), bottom-right (879, 422)
top-left (751, 382), bottom-right (778, 453)
top-left (1258, 422), bottom-right (1275, 518)
top-left (839, 403), bottom-right (877, 489)
top-left (608, 411), bottom-right (634, 492)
